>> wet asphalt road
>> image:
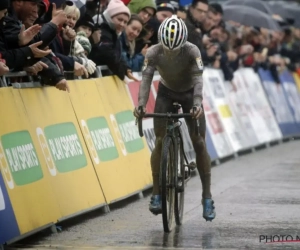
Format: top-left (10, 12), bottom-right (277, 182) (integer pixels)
top-left (5, 140), bottom-right (300, 250)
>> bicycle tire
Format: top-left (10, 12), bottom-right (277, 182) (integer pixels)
top-left (174, 132), bottom-right (185, 225)
top-left (160, 136), bottom-right (176, 233)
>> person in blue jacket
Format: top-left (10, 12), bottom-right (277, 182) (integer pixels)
top-left (120, 14), bottom-right (147, 72)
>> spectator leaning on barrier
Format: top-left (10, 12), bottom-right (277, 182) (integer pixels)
top-left (89, 0), bottom-right (138, 81)
top-left (62, 4), bottom-right (96, 76)
top-left (120, 14), bottom-right (145, 72)
top-left (47, 1), bottom-right (88, 78)
top-left (127, 0), bottom-right (157, 24)
top-left (0, 0), bottom-right (69, 91)
top-left (0, 0), bottom-right (49, 71)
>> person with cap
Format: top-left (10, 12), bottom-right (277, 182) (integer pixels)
top-left (75, 13), bottom-right (95, 38)
top-left (0, 0), bottom-right (51, 71)
top-left (0, 0), bottom-right (69, 91)
top-left (127, 0), bottom-right (157, 24)
top-left (4, 0), bottom-right (67, 51)
top-left (89, 0), bottom-right (138, 81)
top-left (133, 1), bottom-right (174, 52)
top-left (76, 31), bottom-right (92, 56)
top-left (155, 2), bottom-right (174, 23)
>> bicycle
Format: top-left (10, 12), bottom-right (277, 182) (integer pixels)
top-left (136, 102), bottom-right (200, 232)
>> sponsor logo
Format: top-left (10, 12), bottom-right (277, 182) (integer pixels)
top-left (1, 131), bottom-right (43, 187)
top-left (42, 122), bottom-right (87, 173)
top-left (82, 117), bottom-right (119, 163)
top-left (114, 110), bottom-right (144, 153)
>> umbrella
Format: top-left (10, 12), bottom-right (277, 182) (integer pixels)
top-left (223, 0), bottom-right (274, 15)
top-left (269, 3), bottom-right (300, 28)
top-left (222, 5), bottom-right (281, 30)
top-left (72, 0), bottom-right (86, 9)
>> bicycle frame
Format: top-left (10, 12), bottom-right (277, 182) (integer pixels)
top-left (137, 103), bottom-right (200, 232)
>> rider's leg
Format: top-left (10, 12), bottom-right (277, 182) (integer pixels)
top-left (185, 113), bottom-right (212, 199)
top-left (149, 83), bottom-right (174, 214)
top-left (182, 103), bottom-right (216, 221)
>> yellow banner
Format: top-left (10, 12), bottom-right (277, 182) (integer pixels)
top-left (69, 77), bottom-right (152, 203)
top-left (0, 88), bottom-right (59, 234)
top-left (19, 86), bottom-right (106, 219)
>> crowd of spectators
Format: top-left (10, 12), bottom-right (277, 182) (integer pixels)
top-left (0, 0), bottom-right (300, 92)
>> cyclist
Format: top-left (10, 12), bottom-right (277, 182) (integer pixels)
top-left (133, 15), bottom-right (215, 221)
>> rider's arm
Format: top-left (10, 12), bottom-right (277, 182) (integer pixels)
top-left (138, 47), bottom-right (156, 107)
top-left (190, 46), bottom-right (204, 107)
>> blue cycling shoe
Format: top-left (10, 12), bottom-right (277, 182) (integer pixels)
top-left (149, 195), bottom-right (162, 215)
top-left (202, 198), bottom-right (216, 221)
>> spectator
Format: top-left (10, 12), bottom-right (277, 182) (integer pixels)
top-left (203, 3), bottom-right (223, 34)
top-left (1, 0), bottom-right (69, 91)
top-left (127, 0), bottom-right (157, 24)
top-left (89, 0), bottom-right (138, 81)
top-left (76, 31), bottom-right (92, 56)
top-left (0, 54), bottom-right (9, 76)
top-left (185, 0), bottom-right (208, 52)
top-left (47, 2), bottom-right (88, 78)
top-left (134, 17), bottom-right (160, 53)
top-left (120, 14), bottom-right (145, 72)
top-left (177, 6), bottom-right (187, 21)
top-left (75, 13), bottom-right (95, 38)
top-left (156, 2), bottom-right (174, 23)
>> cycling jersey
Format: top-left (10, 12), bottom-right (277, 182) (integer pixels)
top-left (138, 41), bottom-right (204, 107)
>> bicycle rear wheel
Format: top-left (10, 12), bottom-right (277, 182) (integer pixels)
top-left (174, 132), bottom-right (185, 225)
top-left (160, 136), bottom-right (176, 233)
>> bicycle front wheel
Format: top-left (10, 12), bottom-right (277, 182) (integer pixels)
top-left (160, 136), bottom-right (176, 233)
top-left (174, 133), bottom-right (185, 225)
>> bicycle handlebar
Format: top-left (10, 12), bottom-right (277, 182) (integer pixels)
top-left (136, 111), bottom-right (200, 137)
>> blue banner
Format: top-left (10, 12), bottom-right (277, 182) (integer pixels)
top-left (206, 130), bottom-right (218, 161)
top-left (0, 172), bottom-right (20, 244)
top-left (280, 70), bottom-right (300, 132)
top-left (258, 69), bottom-right (299, 137)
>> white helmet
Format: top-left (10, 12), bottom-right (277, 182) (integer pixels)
top-left (158, 15), bottom-right (188, 51)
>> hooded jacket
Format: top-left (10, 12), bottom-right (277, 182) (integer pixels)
top-left (127, 0), bottom-right (156, 16)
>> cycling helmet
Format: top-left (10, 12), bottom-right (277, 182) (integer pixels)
top-left (158, 15), bottom-right (188, 50)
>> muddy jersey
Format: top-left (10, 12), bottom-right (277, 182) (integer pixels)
top-left (138, 41), bottom-right (204, 107)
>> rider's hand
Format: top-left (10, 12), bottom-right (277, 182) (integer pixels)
top-left (190, 105), bottom-right (203, 119)
top-left (133, 106), bottom-right (146, 118)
